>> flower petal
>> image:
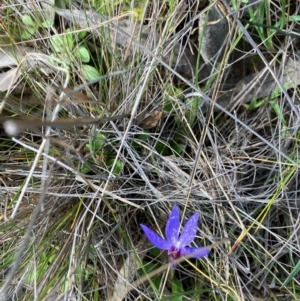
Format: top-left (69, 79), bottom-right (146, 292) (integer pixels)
top-left (183, 246), bottom-right (210, 258)
top-left (140, 224), bottom-right (171, 250)
top-left (178, 212), bottom-right (199, 247)
top-left (165, 205), bottom-right (180, 245)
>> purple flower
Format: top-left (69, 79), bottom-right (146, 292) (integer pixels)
top-left (140, 205), bottom-right (210, 266)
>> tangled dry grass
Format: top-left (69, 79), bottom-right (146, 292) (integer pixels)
top-left (0, 0), bottom-right (300, 300)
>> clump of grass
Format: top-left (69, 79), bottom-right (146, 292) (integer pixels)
top-left (0, 0), bottom-right (300, 300)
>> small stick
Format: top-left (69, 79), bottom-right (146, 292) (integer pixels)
top-left (2, 114), bottom-right (130, 137)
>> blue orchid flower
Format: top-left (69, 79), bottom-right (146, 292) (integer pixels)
top-left (140, 205), bottom-right (210, 266)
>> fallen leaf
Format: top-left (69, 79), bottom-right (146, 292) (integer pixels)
top-left (138, 111), bottom-right (163, 129)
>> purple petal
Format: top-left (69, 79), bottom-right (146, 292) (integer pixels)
top-left (183, 246), bottom-right (210, 258)
top-left (165, 205), bottom-right (180, 245)
top-left (178, 212), bottom-right (199, 247)
top-left (140, 224), bottom-right (171, 250)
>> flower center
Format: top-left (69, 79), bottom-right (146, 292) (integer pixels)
top-left (168, 246), bottom-right (184, 260)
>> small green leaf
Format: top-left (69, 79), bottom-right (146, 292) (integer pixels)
top-left (42, 19), bottom-right (54, 28)
top-left (171, 141), bottom-right (185, 156)
top-left (78, 31), bottom-right (87, 40)
top-left (81, 65), bottom-right (100, 81)
top-left (21, 15), bottom-right (37, 39)
top-left (148, 247), bottom-right (161, 258)
top-left (243, 97), bottom-right (266, 110)
top-left (107, 159), bottom-right (124, 175)
top-left (78, 46), bottom-right (90, 63)
top-left (85, 133), bottom-right (106, 150)
top-left (22, 15), bottom-right (35, 26)
top-left (81, 164), bottom-right (91, 174)
top-left (21, 28), bottom-right (36, 39)
top-left (133, 8), bottom-right (144, 20)
top-left (155, 141), bottom-right (171, 156)
top-left (48, 254), bottom-right (56, 264)
top-left (51, 31), bottom-right (74, 52)
top-left (64, 30), bottom-right (74, 50)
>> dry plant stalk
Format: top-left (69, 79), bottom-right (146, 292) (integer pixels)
top-left (2, 114), bottom-right (130, 137)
